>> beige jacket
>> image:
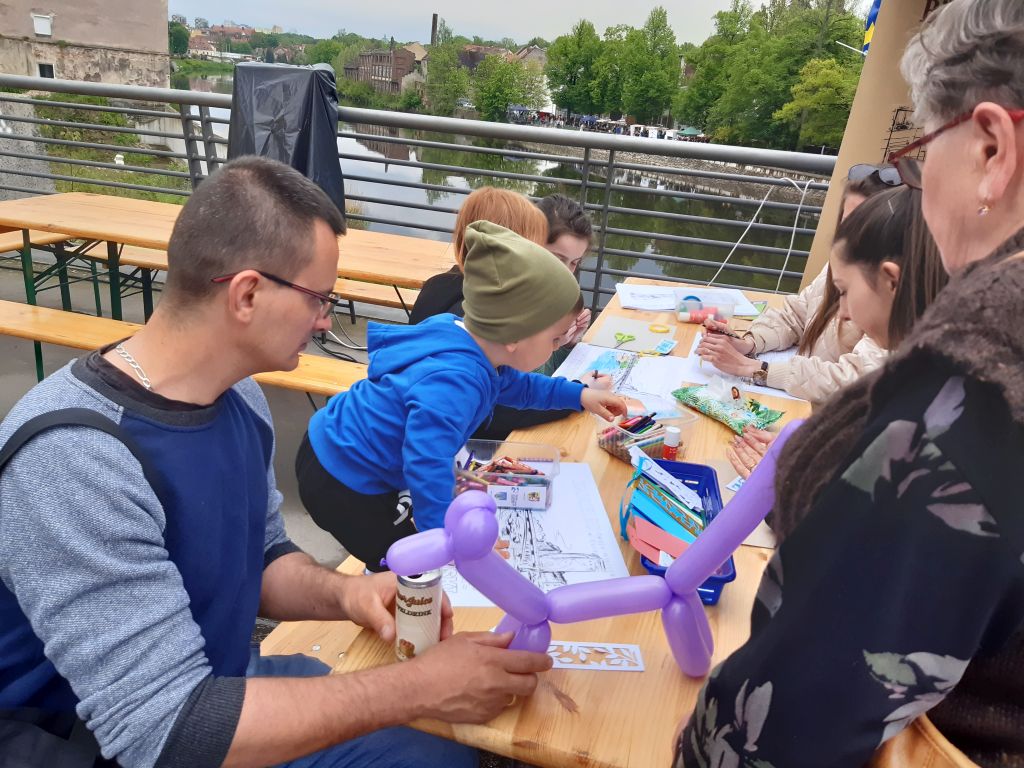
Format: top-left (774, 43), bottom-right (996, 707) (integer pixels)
top-left (744, 265), bottom-right (887, 404)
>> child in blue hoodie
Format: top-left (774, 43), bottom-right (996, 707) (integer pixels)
top-left (296, 221), bottom-right (626, 569)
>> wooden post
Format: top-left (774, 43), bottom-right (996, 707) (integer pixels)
top-left (801, 0), bottom-right (948, 288)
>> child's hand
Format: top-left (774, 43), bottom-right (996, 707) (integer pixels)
top-left (581, 388), bottom-right (627, 420)
top-left (570, 308), bottom-right (591, 345)
top-left (580, 371), bottom-right (613, 390)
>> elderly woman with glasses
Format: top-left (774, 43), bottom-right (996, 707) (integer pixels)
top-left (674, 2), bottom-right (1024, 766)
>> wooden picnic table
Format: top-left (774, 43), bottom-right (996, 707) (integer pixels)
top-left (0, 191), bottom-right (454, 305)
top-left (261, 278), bottom-right (812, 768)
top-left (0, 192), bottom-right (453, 377)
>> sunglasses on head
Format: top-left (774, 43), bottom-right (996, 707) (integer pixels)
top-left (848, 164), bottom-right (903, 187)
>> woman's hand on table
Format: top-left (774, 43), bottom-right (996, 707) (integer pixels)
top-left (726, 427), bottom-right (774, 479)
top-left (697, 333), bottom-right (760, 377)
top-left (581, 389), bottom-right (628, 420)
top-left (703, 318), bottom-right (756, 355)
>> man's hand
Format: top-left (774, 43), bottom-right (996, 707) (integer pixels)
top-left (696, 334), bottom-right (760, 378)
top-left (581, 388), bottom-right (628, 420)
top-left (338, 572), bottom-right (455, 642)
top-left (408, 632), bottom-right (553, 723)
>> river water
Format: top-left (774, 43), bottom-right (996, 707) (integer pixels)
top-left (172, 74), bottom-right (822, 295)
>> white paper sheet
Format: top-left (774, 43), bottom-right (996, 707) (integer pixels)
top-left (614, 283), bottom-right (761, 317)
top-left (676, 335), bottom-right (808, 402)
top-left (442, 463), bottom-right (630, 608)
top-left (552, 343), bottom-right (692, 418)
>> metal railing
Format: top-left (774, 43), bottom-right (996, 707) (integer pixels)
top-left (0, 73), bottom-right (837, 311)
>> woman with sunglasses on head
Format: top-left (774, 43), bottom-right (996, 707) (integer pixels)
top-left (697, 166), bottom-right (897, 408)
top-left (676, 2), bottom-right (1024, 765)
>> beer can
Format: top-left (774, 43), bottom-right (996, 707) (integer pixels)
top-left (395, 570), bottom-right (442, 661)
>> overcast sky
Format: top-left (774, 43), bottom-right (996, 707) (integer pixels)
top-left (167, 0), bottom-right (745, 45)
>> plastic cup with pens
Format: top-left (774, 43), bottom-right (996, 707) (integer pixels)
top-left (594, 409), bottom-right (698, 463)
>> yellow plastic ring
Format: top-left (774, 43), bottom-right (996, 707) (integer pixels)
top-left (648, 324), bottom-right (671, 333)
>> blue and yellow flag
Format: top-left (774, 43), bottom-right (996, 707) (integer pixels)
top-left (864, 0), bottom-right (882, 53)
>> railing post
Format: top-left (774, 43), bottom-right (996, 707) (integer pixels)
top-left (178, 104), bottom-right (205, 189)
top-left (198, 105), bottom-right (223, 177)
top-left (578, 147), bottom-right (591, 207)
top-left (590, 149), bottom-right (616, 315)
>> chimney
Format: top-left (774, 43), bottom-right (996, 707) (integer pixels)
top-left (431, 13), bottom-right (438, 47)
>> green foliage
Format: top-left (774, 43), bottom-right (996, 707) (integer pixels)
top-left (398, 89), bottom-right (425, 112)
top-left (35, 94), bottom-right (190, 203)
top-left (172, 59), bottom-right (233, 76)
top-left (525, 36), bottom-right (550, 49)
top-left (473, 55), bottom-right (545, 122)
top-left (773, 57), bottom-right (860, 147)
top-left (590, 25), bottom-right (629, 116)
top-left (306, 39), bottom-right (342, 65)
top-left (250, 31), bottom-right (279, 50)
top-left (619, 8), bottom-right (679, 124)
top-left (676, 0), bottom-right (864, 148)
top-left (231, 41), bottom-right (253, 55)
top-left (545, 20), bottom-right (602, 115)
top-left (168, 22), bottom-right (189, 56)
top-left (426, 36), bottom-right (470, 116)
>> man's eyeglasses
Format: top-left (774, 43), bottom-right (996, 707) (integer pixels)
top-left (887, 107), bottom-right (1024, 189)
top-left (848, 164), bottom-right (903, 187)
top-left (211, 270), bottom-right (341, 319)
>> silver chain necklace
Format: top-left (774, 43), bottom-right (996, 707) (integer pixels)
top-left (114, 342), bottom-right (152, 391)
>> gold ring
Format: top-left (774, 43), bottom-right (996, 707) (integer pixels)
top-left (505, 694), bottom-right (518, 708)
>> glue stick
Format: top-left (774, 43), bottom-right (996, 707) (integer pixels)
top-left (662, 426), bottom-right (681, 461)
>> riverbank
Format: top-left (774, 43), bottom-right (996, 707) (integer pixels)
top-left (171, 58), bottom-right (235, 77)
top-left (520, 139), bottom-right (829, 206)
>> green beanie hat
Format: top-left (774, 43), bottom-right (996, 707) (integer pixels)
top-left (461, 220), bottom-right (581, 343)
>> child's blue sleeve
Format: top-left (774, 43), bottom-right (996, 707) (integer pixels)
top-left (401, 372), bottom-right (488, 530)
top-left (495, 369), bottom-right (584, 411)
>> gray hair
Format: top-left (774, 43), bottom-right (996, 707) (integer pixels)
top-left (902, 0), bottom-right (1024, 126)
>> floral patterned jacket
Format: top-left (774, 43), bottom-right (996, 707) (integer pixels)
top-left (675, 363), bottom-right (1024, 767)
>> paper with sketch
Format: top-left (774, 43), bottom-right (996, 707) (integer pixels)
top-left (677, 335), bottom-right (807, 402)
top-left (442, 463), bottom-right (629, 608)
top-left (615, 283), bottom-right (761, 317)
top-left (615, 284), bottom-right (678, 311)
top-left (552, 343), bottom-right (691, 417)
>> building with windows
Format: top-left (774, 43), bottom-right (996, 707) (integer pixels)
top-left (0, 0), bottom-right (170, 87)
top-left (343, 46), bottom-right (416, 95)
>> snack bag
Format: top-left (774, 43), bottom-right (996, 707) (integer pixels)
top-left (672, 377), bottom-right (783, 434)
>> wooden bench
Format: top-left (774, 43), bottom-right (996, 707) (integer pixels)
top-left (0, 229), bottom-right (71, 255)
top-left (79, 243), bottom-right (420, 321)
top-left (0, 299), bottom-right (366, 397)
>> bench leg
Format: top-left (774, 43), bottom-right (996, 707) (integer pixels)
top-left (346, 299), bottom-right (356, 324)
top-left (141, 269), bottom-right (154, 320)
top-left (106, 241), bottom-right (123, 320)
top-left (89, 260), bottom-right (103, 316)
top-left (55, 242), bottom-right (73, 312)
top-left (20, 230), bottom-right (43, 381)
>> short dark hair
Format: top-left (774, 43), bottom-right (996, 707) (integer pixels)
top-left (165, 156), bottom-right (346, 304)
top-left (834, 185), bottom-right (948, 348)
top-left (536, 193), bottom-right (593, 246)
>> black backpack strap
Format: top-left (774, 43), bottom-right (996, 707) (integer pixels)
top-left (0, 408), bottom-right (163, 499)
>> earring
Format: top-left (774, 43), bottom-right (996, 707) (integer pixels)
top-left (978, 202), bottom-right (991, 216)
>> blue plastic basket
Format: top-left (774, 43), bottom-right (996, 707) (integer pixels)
top-left (629, 459), bottom-right (736, 605)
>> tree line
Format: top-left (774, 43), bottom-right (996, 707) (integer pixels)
top-left (545, 0), bottom-right (864, 150)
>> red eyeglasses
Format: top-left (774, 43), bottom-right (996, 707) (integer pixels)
top-left (211, 270), bottom-right (341, 319)
top-left (888, 107), bottom-right (1024, 189)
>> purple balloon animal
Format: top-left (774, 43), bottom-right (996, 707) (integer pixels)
top-left (384, 420), bottom-right (802, 677)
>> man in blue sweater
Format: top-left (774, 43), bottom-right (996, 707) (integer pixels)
top-left (0, 158), bottom-right (552, 767)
